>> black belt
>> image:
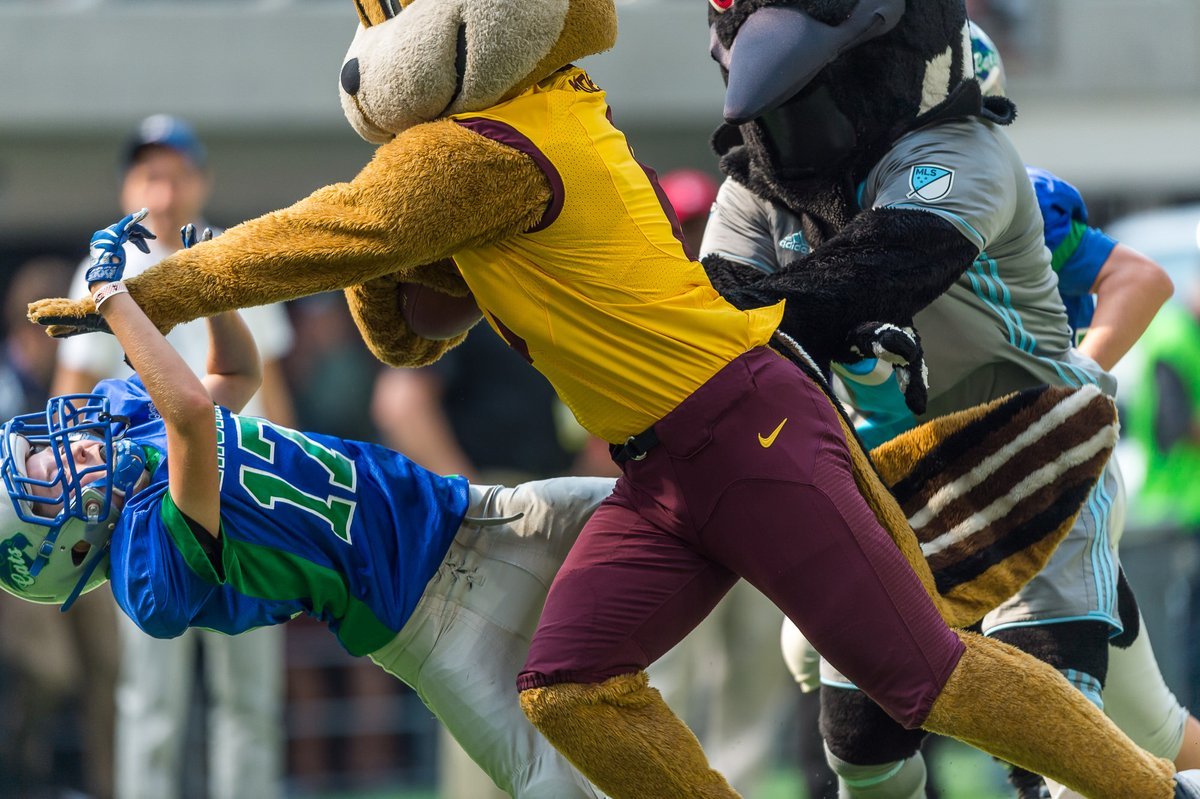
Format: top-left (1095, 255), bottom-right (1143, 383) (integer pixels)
top-left (610, 426), bottom-right (660, 464)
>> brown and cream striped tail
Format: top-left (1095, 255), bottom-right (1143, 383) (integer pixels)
top-left (869, 384), bottom-right (1119, 628)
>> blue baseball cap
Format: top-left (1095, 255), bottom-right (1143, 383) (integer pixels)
top-left (121, 114), bottom-right (207, 172)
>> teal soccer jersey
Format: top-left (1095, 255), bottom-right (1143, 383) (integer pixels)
top-left (102, 376), bottom-right (470, 656)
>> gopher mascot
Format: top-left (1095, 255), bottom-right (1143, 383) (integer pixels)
top-left (27, 0), bottom-right (1196, 797)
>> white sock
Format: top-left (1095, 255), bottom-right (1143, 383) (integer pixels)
top-left (825, 745), bottom-right (927, 799)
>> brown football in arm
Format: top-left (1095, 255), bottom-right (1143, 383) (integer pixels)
top-left (399, 282), bottom-right (483, 339)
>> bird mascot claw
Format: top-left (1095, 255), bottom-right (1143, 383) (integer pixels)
top-left (28, 0), bottom-right (1183, 796)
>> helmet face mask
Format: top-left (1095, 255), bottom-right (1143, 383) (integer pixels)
top-left (0, 395), bottom-right (134, 608)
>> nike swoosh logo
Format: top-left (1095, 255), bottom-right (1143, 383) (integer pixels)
top-left (758, 418), bottom-right (788, 448)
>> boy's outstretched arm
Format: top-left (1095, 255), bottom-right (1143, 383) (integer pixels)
top-left (94, 282), bottom-right (222, 537)
top-left (84, 213), bottom-right (236, 538)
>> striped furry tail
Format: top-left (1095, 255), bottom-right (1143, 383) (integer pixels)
top-left (870, 385), bottom-right (1119, 629)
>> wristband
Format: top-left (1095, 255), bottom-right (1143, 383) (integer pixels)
top-left (92, 281), bottom-right (129, 310)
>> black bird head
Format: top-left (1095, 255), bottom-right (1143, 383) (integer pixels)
top-left (708, 0), bottom-right (1005, 191)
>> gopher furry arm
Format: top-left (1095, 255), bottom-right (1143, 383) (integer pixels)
top-left (30, 120), bottom-right (550, 353)
top-left (704, 207), bottom-right (977, 368)
top-left (344, 260), bottom-right (473, 368)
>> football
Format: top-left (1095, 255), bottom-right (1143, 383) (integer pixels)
top-left (399, 282), bottom-right (483, 340)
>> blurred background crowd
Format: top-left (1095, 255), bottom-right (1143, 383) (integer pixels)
top-left (0, 1), bottom-right (1199, 798)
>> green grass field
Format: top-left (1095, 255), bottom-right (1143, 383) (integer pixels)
top-left (310, 739), bottom-right (1013, 799)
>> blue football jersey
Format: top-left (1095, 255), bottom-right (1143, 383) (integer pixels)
top-left (1027, 166), bottom-right (1118, 338)
top-left (102, 376), bottom-right (470, 656)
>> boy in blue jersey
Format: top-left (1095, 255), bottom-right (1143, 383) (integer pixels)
top-left (1030, 165), bottom-right (1173, 372)
top-left (0, 213), bottom-right (610, 799)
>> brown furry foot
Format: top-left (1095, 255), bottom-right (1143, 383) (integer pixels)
top-left (519, 671), bottom-right (740, 799)
top-left (923, 631), bottom-right (1175, 799)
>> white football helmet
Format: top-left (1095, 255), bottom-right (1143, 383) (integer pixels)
top-left (969, 21), bottom-right (1006, 98)
top-left (0, 394), bottom-right (144, 610)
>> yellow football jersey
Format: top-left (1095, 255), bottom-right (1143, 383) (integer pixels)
top-left (451, 67), bottom-right (783, 443)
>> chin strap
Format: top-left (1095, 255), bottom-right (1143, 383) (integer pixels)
top-left (28, 534), bottom-right (58, 578)
top-left (57, 442), bottom-right (147, 612)
top-left (60, 538), bottom-right (111, 613)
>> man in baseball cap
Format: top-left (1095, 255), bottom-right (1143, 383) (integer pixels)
top-left (117, 115), bottom-right (211, 246)
top-left (121, 113), bottom-right (207, 172)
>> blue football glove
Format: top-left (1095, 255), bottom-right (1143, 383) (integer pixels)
top-left (84, 209), bottom-right (155, 286)
top-left (180, 223), bottom-right (213, 249)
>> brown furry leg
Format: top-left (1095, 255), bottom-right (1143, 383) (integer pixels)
top-left (519, 671), bottom-right (740, 799)
top-left (923, 632), bottom-right (1174, 799)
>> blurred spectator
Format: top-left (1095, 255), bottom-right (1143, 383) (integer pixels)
top-left (51, 115), bottom-right (295, 799)
top-left (645, 167), bottom-right (800, 798)
top-left (1127, 268), bottom-right (1200, 714)
top-left (285, 293), bottom-right (383, 443)
top-left (0, 258), bottom-right (72, 420)
top-left (280, 292), bottom-right (411, 792)
top-left (659, 168), bottom-right (719, 260)
top-left (0, 256), bottom-right (118, 799)
top-left (371, 324), bottom-right (583, 485)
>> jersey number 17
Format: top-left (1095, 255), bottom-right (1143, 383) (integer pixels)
top-left (234, 415), bottom-right (359, 545)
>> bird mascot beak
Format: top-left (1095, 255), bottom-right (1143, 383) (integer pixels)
top-left (715, 0), bottom-right (906, 124)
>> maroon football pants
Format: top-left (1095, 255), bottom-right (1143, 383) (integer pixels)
top-left (518, 347), bottom-right (963, 728)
